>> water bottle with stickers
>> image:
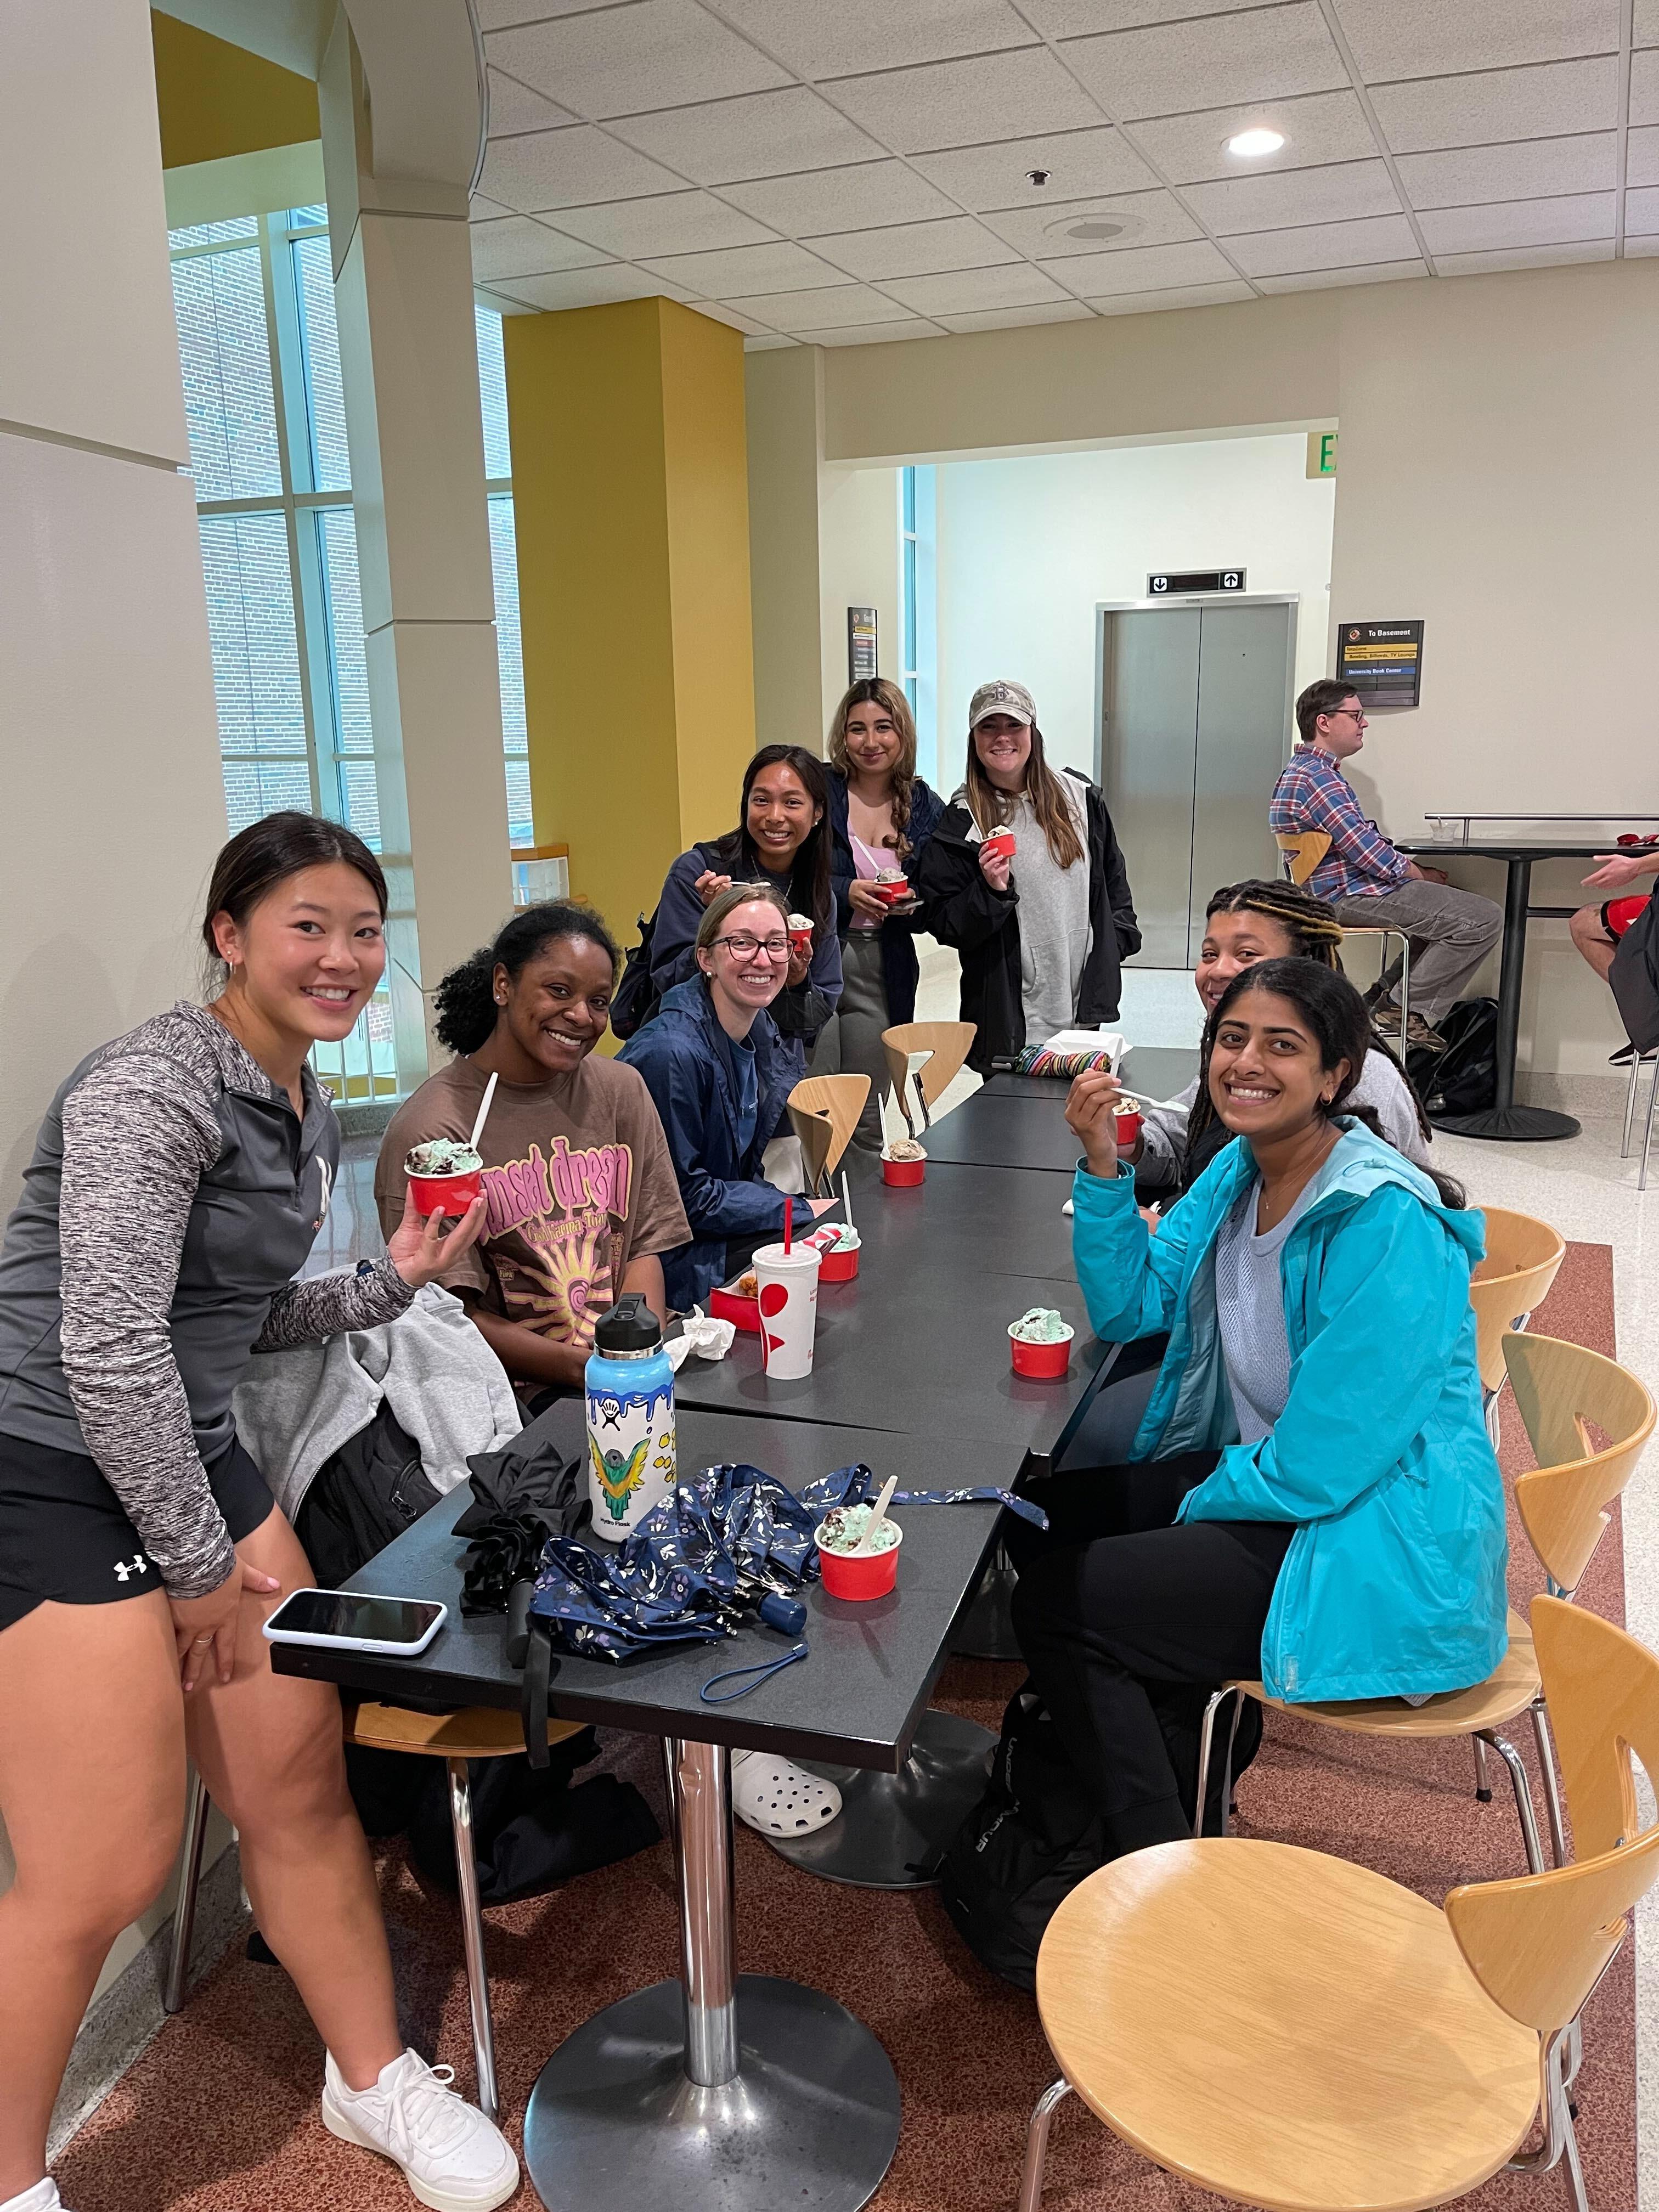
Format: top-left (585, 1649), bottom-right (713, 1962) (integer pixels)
top-left (583, 1294), bottom-right (675, 1541)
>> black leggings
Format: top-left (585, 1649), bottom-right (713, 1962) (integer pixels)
top-left (1009, 1456), bottom-right (1293, 1855)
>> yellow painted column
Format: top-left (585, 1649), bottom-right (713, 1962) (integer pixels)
top-left (504, 298), bottom-right (757, 938)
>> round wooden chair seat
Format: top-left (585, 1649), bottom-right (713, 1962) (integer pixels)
top-left (1232, 1609), bottom-right (1538, 1740)
top-left (1037, 1837), bottom-right (1538, 2212)
top-left (345, 1700), bottom-right (585, 1761)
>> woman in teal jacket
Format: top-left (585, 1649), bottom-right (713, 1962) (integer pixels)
top-left (1011, 958), bottom-right (1507, 1855)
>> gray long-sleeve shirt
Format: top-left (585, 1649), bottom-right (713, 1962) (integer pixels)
top-left (0, 1002), bottom-right (413, 1597)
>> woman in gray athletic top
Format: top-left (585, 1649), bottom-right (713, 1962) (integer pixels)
top-left (0, 816), bottom-right (521, 2212)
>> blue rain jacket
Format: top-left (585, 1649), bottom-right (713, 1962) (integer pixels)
top-left (1070, 1120), bottom-right (1508, 1705)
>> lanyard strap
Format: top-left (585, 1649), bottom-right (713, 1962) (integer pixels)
top-left (699, 1641), bottom-right (809, 1704)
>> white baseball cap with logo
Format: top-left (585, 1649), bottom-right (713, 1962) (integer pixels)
top-left (969, 679), bottom-right (1036, 729)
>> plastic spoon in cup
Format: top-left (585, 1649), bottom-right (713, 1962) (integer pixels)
top-left (856, 1474), bottom-right (899, 1555)
top-left (467, 1070), bottom-right (499, 1155)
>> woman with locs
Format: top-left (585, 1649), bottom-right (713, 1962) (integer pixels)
top-left (820, 679), bottom-right (945, 1150)
top-left (1010, 959), bottom-right (1505, 1861)
top-left (913, 679), bottom-right (1139, 1074)
top-left (0, 815), bottom-right (520, 2212)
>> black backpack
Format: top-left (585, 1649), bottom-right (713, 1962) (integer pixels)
top-left (1408, 996), bottom-right (1499, 1121)
top-left (1611, 894), bottom-right (1659, 1054)
top-left (608, 906), bottom-right (661, 1041)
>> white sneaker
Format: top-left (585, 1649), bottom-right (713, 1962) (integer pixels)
top-left (731, 1750), bottom-right (842, 1836)
top-left (321, 2049), bottom-right (519, 2211)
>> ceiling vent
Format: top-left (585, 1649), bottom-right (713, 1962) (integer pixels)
top-left (1042, 211), bottom-right (1146, 245)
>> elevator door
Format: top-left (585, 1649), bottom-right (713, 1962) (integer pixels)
top-left (1100, 599), bottom-right (1296, 968)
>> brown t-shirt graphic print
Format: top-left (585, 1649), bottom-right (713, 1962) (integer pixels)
top-left (377, 1056), bottom-right (689, 1351)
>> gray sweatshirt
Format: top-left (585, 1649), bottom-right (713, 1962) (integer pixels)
top-left (0, 1002), bottom-right (413, 1597)
top-left (1136, 1044), bottom-right (1432, 1190)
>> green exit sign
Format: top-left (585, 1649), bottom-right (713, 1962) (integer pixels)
top-left (1307, 430), bottom-right (1338, 478)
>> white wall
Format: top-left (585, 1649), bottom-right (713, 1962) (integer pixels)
top-left (933, 433), bottom-right (1335, 786)
top-left (816, 461), bottom-right (901, 744)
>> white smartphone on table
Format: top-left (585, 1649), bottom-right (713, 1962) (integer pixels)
top-left (262, 1588), bottom-right (447, 1657)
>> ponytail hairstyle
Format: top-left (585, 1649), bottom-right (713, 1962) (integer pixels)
top-left (202, 811), bottom-right (386, 986)
top-left (963, 718), bottom-right (1085, 871)
top-left (827, 678), bottom-right (921, 859)
top-left (433, 901), bottom-right (619, 1057)
top-left (1196, 960), bottom-right (1465, 1206)
top-left (707, 744), bottom-right (834, 928)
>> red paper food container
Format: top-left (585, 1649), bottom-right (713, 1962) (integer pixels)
top-left (873, 878), bottom-right (911, 905)
top-left (1114, 1109), bottom-right (1143, 1146)
top-left (816, 1521), bottom-right (902, 1600)
top-left (981, 830), bottom-right (1016, 864)
top-left (407, 1168), bottom-right (482, 1217)
top-left (882, 1154), bottom-right (926, 1186)
top-left (817, 1245), bottom-right (859, 1282)
top-left (1009, 1322), bottom-right (1074, 1379)
top-left (709, 1283), bottom-right (760, 1333)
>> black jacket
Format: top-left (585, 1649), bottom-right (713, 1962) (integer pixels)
top-left (912, 771), bottom-right (1139, 1074)
top-left (825, 768), bottom-right (946, 1029)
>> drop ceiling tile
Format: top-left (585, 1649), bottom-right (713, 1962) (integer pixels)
top-left (1229, 211), bottom-right (1419, 274)
top-left (486, 68), bottom-right (579, 135)
top-left (480, 125), bottom-right (686, 210)
top-left (743, 332), bottom-right (798, 347)
top-left (714, 0), bottom-right (1034, 76)
top-left (1048, 236), bottom-right (1239, 290)
top-left (687, 300), bottom-right (777, 334)
top-left (880, 262), bottom-right (1075, 312)
top-left (1633, 48), bottom-right (1659, 123)
top-left (637, 239), bottom-right (851, 294)
top-left (487, 0), bottom-right (791, 119)
top-left (1061, 4), bottom-right (1346, 124)
top-left (1369, 57), bottom-right (1617, 151)
top-left (1091, 278), bottom-right (1257, 310)
top-left (1395, 133), bottom-right (1615, 206)
top-left (1628, 125), bottom-right (1659, 185)
top-left (1434, 239), bottom-right (1613, 273)
top-left (470, 215), bottom-right (612, 279)
top-left (1130, 88), bottom-right (1372, 183)
top-left (820, 48), bottom-right (1102, 153)
top-left (1622, 184), bottom-right (1659, 230)
top-left (606, 89), bottom-right (884, 184)
top-left (1187, 157), bottom-right (1400, 234)
top-left (1333, 0), bottom-right (1618, 83)
top-left (470, 194), bottom-right (517, 219)
top-left (723, 160), bottom-right (961, 235)
top-left (1417, 191), bottom-right (1614, 252)
top-left (741, 284), bottom-right (919, 331)
top-left (475, 284), bottom-right (538, 315)
top-left (552, 190), bottom-right (777, 257)
top-left (493, 264), bottom-right (696, 310)
top-left (933, 300), bottom-right (1096, 329)
top-left (478, 0), bottom-right (634, 25)
top-left (1640, 0), bottom-right (1659, 42)
top-left (808, 216), bottom-right (1018, 279)
top-left (810, 320), bottom-right (945, 344)
top-left (1025, 0), bottom-right (1269, 32)
top-left (914, 125), bottom-right (1156, 207)
top-left (978, 187), bottom-right (1201, 255)
top-left (1255, 257), bottom-right (1424, 289)
top-left (1625, 231), bottom-right (1659, 255)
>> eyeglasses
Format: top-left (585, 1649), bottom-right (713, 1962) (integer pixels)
top-left (1329, 707), bottom-right (1367, 724)
top-left (711, 933), bottom-right (791, 962)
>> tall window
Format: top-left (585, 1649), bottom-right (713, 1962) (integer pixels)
top-left (898, 466), bottom-right (937, 788)
top-left (169, 213), bottom-right (530, 1099)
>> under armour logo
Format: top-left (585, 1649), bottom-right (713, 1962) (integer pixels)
top-left (112, 1553), bottom-right (149, 1583)
top-left (313, 1156), bottom-right (334, 1231)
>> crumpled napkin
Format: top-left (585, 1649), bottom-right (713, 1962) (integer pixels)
top-left (665, 1306), bottom-right (736, 1371)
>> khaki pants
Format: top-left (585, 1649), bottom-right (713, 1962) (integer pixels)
top-left (1331, 879), bottom-right (1502, 1026)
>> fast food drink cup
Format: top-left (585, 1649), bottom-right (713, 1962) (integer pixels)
top-left (407, 1166), bottom-right (483, 1217)
top-left (981, 830), bottom-right (1017, 866)
top-left (882, 1151), bottom-right (926, 1187)
top-left (816, 1517), bottom-right (902, 1600)
top-left (1114, 1108), bottom-right (1143, 1148)
top-left (752, 1242), bottom-right (821, 1379)
top-left (1009, 1319), bottom-right (1075, 1379)
top-left (787, 912), bottom-right (814, 958)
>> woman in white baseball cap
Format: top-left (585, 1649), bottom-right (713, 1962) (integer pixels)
top-left (912, 681), bottom-right (1139, 1072)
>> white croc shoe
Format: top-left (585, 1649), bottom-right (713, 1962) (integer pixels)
top-left (731, 1750), bottom-right (842, 1836)
top-left (321, 2049), bottom-right (519, 2211)
top-left (1, 2182), bottom-right (67, 2212)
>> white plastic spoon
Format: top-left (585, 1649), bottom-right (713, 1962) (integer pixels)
top-left (856, 1474), bottom-right (899, 1555)
top-left (467, 1070), bottom-right (499, 1155)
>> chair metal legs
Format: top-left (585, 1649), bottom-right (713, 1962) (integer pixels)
top-left (447, 1757), bottom-right (500, 2125)
top-left (1015, 2076), bottom-right (1073, 2212)
top-left (1472, 1733), bottom-right (1493, 1803)
top-left (1623, 1050), bottom-right (1659, 1191)
top-left (164, 1766), bottom-right (211, 2015)
top-left (1530, 1701), bottom-right (1569, 1868)
top-left (1506, 2025), bottom-right (1589, 2212)
top-left (1476, 1729), bottom-right (1547, 1875)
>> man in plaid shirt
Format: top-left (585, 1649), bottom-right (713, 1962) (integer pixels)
top-left (1270, 680), bottom-right (1500, 1049)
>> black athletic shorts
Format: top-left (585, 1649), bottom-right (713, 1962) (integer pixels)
top-left (0, 1430), bottom-right (274, 1634)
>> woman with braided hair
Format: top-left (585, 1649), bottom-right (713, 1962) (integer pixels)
top-left (1121, 878), bottom-right (1433, 1197)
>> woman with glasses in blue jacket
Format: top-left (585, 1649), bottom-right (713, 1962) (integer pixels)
top-left (1011, 957), bottom-right (1507, 1857)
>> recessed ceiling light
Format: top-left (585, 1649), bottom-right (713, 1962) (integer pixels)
top-left (1226, 127), bottom-right (1285, 159)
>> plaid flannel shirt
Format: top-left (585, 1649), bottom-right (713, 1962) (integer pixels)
top-left (1268, 745), bottom-right (1410, 901)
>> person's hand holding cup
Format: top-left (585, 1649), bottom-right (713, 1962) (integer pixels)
top-left (785, 912), bottom-right (814, 986)
top-left (978, 830), bottom-right (1014, 894)
top-left (846, 881), bottom-right (891, 922)
top-left (1066, 1068), bottom-right (1127, 1179)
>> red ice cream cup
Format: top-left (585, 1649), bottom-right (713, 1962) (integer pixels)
top-left (787, 914), bottom-right (814, 958)
top-left (981, 830), bottom-right (1017, 865)
top-left (1114, 1109), bottom-right (1143, 1147)
top-left (882, 1153), bottom-right (926, 1186)
top-left (816, 1519), bottom-right (902, 1600)
top-left (817, 1244), bottom-right (860, 1282)
top-left (407, 1167), bottom-right (482, 1217)
top-left (1009, 1320), bottom-right (1075, 1379)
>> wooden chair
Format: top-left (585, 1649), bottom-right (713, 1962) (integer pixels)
top-left (879, 1020), bottom-right (976, 1139)
top-left (1195, 1331), bottom-right (1655, 1881)
top-left (1019, 1596), bottom-right (1659, 2212)
top-left (165, 1699), bottom-right (585, 2122)
top-left (1277, 828), bottom-right (1412, 1037)
top-left (786, 1073), bottom-right (869, 1193)
top-left (1471, 1207), bottom-right (1566, 1446)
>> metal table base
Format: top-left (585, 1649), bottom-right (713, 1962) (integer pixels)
top-left (950, 1548), bottom-right (1021, 1661)
top-left (768, 1708), bottom-right (996, 1888)
top-left (523, 1739), bottom-right (900, 2212)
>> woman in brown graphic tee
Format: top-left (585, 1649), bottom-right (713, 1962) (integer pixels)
top-left (376, 904), bottom-right (689, 1403)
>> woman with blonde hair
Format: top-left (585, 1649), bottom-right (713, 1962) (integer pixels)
top-left (913, 680), bottom-right (1139, 1073)
top-left (820, 678), bottom-right (945, 1148)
